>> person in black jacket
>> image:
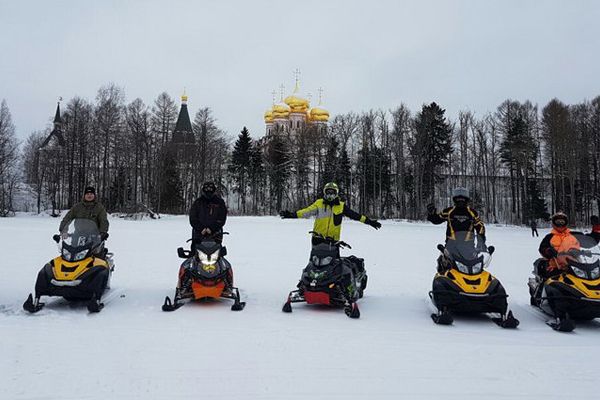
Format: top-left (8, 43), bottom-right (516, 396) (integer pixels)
top-left (189, 182), bottom-right (227, 248)
top-left (427, 187), bottom-right (486, 273)
top-left (427, 187), bottom-right (485, 243)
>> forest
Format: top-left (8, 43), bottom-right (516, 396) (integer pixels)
top-left (1, 83), bottom-right (599, 226)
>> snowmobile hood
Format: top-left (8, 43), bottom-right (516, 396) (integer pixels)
top-left (51, 256), bottom-right (108, 281)
top-left (546, 274), bottom-right (600, 300)
top-left (437, 269), bottom-right (494, 294)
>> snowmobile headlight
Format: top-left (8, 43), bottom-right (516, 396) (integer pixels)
top-left (198, 250), bottom-right (219, 265)
top-left (471, 262), bottom-right (483, 274)
top-left (62, 248), bottom-right (71, 260)
top-left (456, 262), bottom-right (469, 274)
top-left (571, 266), bottom-right (586, 279)
top-left (73, 250), bottom-right (88, 261)
top-left (591, 267), bottom-right (600, 280)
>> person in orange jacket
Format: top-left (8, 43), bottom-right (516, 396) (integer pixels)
top-left (537, 212), bottom-right (581, 277)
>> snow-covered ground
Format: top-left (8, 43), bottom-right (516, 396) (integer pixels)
top-left (1, 215), bottom-right (598, 399)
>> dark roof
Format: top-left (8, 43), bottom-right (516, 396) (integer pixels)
top-left (41, 102), bottom-right (65, 149)
top-left (172, 103), bottom-right (194, 144)
top-left (41, 127), bottom-right (65, 148)
top-left (53, 102), bottom-right (62, 124)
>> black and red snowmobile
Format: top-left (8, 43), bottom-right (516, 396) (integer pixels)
top-left (282, 232), bottom-right (367, 319)
top-left (162, 232), bottom-right (245, 311)
top-left (23, 218), bottom-right (115, 313)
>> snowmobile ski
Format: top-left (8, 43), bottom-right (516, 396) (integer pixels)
top-left (491, 310), bottom-right (520, 329)
top-left (344, 302), bottom-right (360, 319)
top-left (431, 310), bottom-right (453, 325)
top-left (87, 294), bottom-right (104, 313)
top-left (162, 296), bottom-right (185, 312)
top-left (23, 294), bottom-right (45, 313)
top-left (546, 315), bottom-right (575, 332)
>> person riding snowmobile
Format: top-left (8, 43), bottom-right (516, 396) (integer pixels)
top-left (55, 186), bottom-right (109, 258)
top-left (536, 212), bottom-right (581, 278)
top-left (427, 187), bottom-right (485, 242)
top-left (427, 187), bottom-right (485, 272)
top-left (279, 182), bottom-right (381, 245)
top-left (189, 182), bottom-right (227, 247)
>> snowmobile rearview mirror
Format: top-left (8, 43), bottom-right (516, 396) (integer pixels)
top-left (177, 247), bottom-right (190, 259)
top-left (488, 246), bottom-right (495, 255)
top-left (437, 244), bottom-right (445, 252)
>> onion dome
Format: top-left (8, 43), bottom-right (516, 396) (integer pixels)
top-left (264, 107), bottom-right (274, 123)
top-left (284, 81), bottom-right (310, 113)
top-left (309, 106), bottom-right (329, 122)
top-left (272, 102), bottom-right (291, 119)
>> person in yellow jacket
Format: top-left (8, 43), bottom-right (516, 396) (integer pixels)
top-left (279, 182), bottom-right (381, 244)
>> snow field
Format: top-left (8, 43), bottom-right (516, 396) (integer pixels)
top-left (1, 216), bottom-right (598, 399)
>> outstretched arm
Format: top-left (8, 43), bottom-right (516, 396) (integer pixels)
top-left (296, 200), bottom-right (321, 218)
top-left (343, 205), bottom-right (381, 229)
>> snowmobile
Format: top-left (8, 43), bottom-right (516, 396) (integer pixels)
top-left (429, 231), bottom-right (519, 328)
top-left (162, 232), bottom-right (245, 311)
top-left (528, 233), bottom-right (600, 332)
top-left (23, 218), bottom-right (115, 313)
top-left (282, 232), bottom-right (367, 319)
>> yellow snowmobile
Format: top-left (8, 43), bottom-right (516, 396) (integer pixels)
top-left (23, 218), bottom-right (114, 313)
top-left (429, 231), bottom-right (519, 328)
top-left (529, 233), bottom-right (600, 332)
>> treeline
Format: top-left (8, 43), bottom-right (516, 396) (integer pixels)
top-left (1, 84), bottom-right (600, 226)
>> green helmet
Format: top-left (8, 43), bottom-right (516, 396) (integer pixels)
top-left (323, 182), bottom-right (339, 201)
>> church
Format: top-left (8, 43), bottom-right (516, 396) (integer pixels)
top-left (263, 76), bottom-right (330, 136)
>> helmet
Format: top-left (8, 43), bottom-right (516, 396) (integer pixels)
top-left (451, 187), bottom-right (470, 202)
top-left (551, 212), bottom-right (568, 229)
top-left (323, 182), bottom-right (339, 202)
top-left (201, 182), bottom-right (216, 198)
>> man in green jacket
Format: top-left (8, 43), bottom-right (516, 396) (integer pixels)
top-left (56, 186), bottom-right (109, 241)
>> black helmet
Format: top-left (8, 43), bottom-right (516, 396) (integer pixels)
top-left (551, 212), bottom-right (568, 228)
top-left (201, 182), bottom-right (216, 198)
top-left (452, 187), bottom-right (470, 207)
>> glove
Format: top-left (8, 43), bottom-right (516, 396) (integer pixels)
top-left (100, 232), bottom-right (109, 241)
top-left (52, 234), bottom-right (61, 243)
top-left (279, 210), bottom-right (296, 219)
top-left (543, 247), bottom-right (558, 259)
top-left (426, 203), bottom-right (436, 215)
top-left (366, 219), bottom-right (382, 230)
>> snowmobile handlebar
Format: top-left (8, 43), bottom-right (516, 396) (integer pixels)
top-left (309, 231), bottom-right (352, 249)
top-left (437, 243), bottom-right (495, 255)
top-left (185, 232), bottom-right (229, 243)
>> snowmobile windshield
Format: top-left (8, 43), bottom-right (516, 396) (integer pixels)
top-left (445, 232), bottom-right (490, 275)
top-left (565, 234), bottom-right (600, 280)
top-left (310, 243), bottom-right (339, 267)
top-left (60, 219), bottom-right (101, 262)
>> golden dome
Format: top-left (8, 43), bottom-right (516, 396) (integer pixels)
top-left (310, 106), bottom-right (329, 122)
top-left (264, 108), bottom-right (274, 123)
top-left (272, 102), bottom-right (290, 119)
top-left (284, 82), bottom-right (310, 113)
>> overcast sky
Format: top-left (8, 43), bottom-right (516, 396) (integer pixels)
top-left (1, 0), bottom-right (599, 142)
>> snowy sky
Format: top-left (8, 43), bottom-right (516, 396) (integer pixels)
top-left (1, 0), bottom-right (599, 142)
